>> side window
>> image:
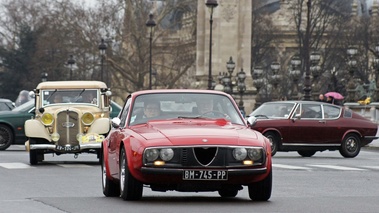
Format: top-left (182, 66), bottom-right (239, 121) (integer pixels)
top-left (323, 105), bottom-right (341, 119)
top-left (301, 103), bottom-right (322, 119)
top-left (119, 97), bottom-right (131, 127)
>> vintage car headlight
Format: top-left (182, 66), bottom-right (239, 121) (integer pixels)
top-left (247, 148), bottom-right (263, 161)
top-left (82, 112), bottom-right (95, 125)
top-left (41, 113), bottom-right (54, 126)
top-left (160, 148), bottom-right (174, 161)
top-left (144, 149), bottom-right (159, 162)
top-left (233, 148), bottom-right (247, 161)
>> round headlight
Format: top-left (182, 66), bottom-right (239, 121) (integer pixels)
top-left (248, 148), bottom-right (262, 161)
top-left (233, 148), bottom-right (247, 161)
top-left (82, 112), bottom-right (95, 125)
top-left (145, 149), bottom-right (159, 162)
top-left (51, 132), bottom-right (60, 142)
top-left (160, 148), bottom-right (174, 161)
top-left (41, 113), bottom-right (54, 125)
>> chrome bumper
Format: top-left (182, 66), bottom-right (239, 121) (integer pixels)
top-left (29, 143), bottom-right (101, 150)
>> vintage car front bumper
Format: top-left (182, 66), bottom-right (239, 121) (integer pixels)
top-left (29, 143), bottom-right (101, 151)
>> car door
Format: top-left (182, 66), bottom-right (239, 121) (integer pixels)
top-left (320, 104), bottom-right (343, 144)
top-left (289, 103), bottom-right (329, 144)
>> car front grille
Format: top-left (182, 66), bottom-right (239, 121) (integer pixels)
top-left (57, 110), bottom-right (80, 146)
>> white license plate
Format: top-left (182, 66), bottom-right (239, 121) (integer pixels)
top-left (56, 145), bottom-right (80, 151)
top-left (183, 170), bottom-right (228, 180)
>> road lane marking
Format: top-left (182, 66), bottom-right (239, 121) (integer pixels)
top-left (0, 163), bottom-right (34, 169)
top-left (307, 164), bottom-right (366, 171)
top-left (273, 164), bottom-right (312, 170)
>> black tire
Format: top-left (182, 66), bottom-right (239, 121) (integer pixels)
top-left (101, 152), bottom-right (120, 197)
top-left (297, 150), bottom-right (316, 157)
top-left (218, 189), bottom-right (238, 198)
top-left (0, 124), bottom-right (13, 150)
top-left (29, 139), bottom-right (44, 165)
top-left (263, 132), bottom-right (280, 156)
top-left (339, 133), bottom-right (361, 158)
top-left (248, 170), bottom-right (272, 201)
top-left (119, 146), bottom-right (143, 200)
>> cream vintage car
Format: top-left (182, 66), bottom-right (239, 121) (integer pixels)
top-left (24, 81), bottom-right (114, 165)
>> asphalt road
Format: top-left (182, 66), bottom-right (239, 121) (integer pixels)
top-left (1, 145), bottom-right (379, 213)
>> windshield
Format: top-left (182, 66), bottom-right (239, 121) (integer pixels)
top-left (129, 93), bottom-right (244, 126)
top-left (41, 89), bottom-right (99, 107)
top-left (12, 99), bottom-right (35, 112)
top-left (250, 102), bottom-right (295, 118)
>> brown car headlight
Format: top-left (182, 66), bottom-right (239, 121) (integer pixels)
top-left (82, 112), bottom-right (95, 125)
top-left (247, 148), bottom-right (263, 161)
top-left (41, 113), bottom-right (54, 126)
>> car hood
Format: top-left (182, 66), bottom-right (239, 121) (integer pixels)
top-left (0, 110), bottom-right (27, 118)
top-left (132, 119), bottom-right (262, 147)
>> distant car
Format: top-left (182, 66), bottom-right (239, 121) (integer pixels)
top-left (101, 89), bottom-right (272, 201)
top-left (0, 98), bottom-right (15, 111)
top-left (0, 84), bottom-right (121, 152)
top-left (249, 101), bottom-right (378, 158)
top-left (24, 81), bottom-right (122, 164)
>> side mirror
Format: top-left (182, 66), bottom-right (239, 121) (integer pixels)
top-left (111, 117), bottom-right (121, 128)
top-left (247, 116), bottom-right (257, 127)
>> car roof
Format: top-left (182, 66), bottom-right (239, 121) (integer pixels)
top-left (0, 98), bottom-right (12, 102)
top-left (131, 89), bottom-right (229, 96)
top-left (36, 81), bottom-right (107, 89)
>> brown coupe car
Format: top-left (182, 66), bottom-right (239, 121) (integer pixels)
top-left (249, 101), bottom-right (378, 158)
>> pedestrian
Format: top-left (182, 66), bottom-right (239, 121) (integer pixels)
top-left (317, 94), bottom-right (326, 102)
top-left (326, 96), bottom-right (334, 104)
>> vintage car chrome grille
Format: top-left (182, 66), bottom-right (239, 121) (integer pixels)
top-left (57, 110), bottom-right (80, 146)
top-left (193, 147), bottom-right (218, 166)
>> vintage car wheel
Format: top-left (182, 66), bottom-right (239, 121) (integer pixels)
top-left (101, 155), bottom-right (120, 197)
top-left (263, 132), bottom-right (280, 156)
top-left (339, 133), bottom-right (361, 158)
top-left (248, 170), bottom-right (272, 201)
top-left (119, 146), bottom-right (143, 200)
top-left (218, 189), bottom-right (238, 198)
top-left (297, 150), bottom-right (316, 157)
top-left (0, 124), bottom-right (13, 150)
top-left (29, 139), bottom-right (44, 165)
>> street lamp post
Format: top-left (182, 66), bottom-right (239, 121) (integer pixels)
top-left (146, 12), bottom-right (156, 90)
top-left (290, 55), bottom-right (302, 100)
top-left (270, 62), bottom-right (281, 101)
top-left (205, 0), bottom-right (218, 90)
top-left (303, 0), bottom-right (312, 100)
top-left (67, 55), bottom-right (75, 80)
top-left (221, 56), bottom-right (235, 93)
top-left (252, 65), bottom-right (264, 109)
top-left (41, 72), bottom-right (48, 82)
top-left (373, 43), bottom-right (379, 101)
top-left (237, 68), bottom-right (246, 115)
top-left (98, 38), bottom-right (107, 84)
top-left (346, 46), bottom-right (358, 102)
top-left (310, 51), bottom-right (322, 100)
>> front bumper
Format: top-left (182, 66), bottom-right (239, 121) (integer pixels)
top-left (29, 143), bottom-right (101, 151)
top-left (141, 167), bottom-right (267, 176)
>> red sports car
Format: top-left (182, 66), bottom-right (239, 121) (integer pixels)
top-left (101, 90), bottom-right (272, 201)
top-left (249, 101), bottom-right (378, 158)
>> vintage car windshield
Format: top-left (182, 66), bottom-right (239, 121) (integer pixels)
top-left (250, 102), bottom-right (296, 118)
top-left (41, 89), bottom-right (99, 107)
top-left (129, 93), bottom-right (244, 126)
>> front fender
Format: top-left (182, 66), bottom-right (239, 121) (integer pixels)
top-left (88, 118), bottom-right (110, 135)
top-left (24, 120), bottom-right (51, 141)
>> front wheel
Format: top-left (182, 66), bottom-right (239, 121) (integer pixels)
top-left (263, 132), bottom-right (280, 156)
top-left (248, 170), bottom-right (272, 201)
top-left (0, 124), bottom-right (13, 150)
top-left (339, 134), bottom-right (361, 158)
top-left (119, 146), bottom-right (143, 200)
top-left (102, 151), bottom-right (120, 197)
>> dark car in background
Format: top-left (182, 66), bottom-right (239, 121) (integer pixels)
top-left (0, 98), bottom-right (15, 111)
top-left (249, 101), bottom-right (378, 158)
top-left (0, 98), bottom-right (121, 151)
